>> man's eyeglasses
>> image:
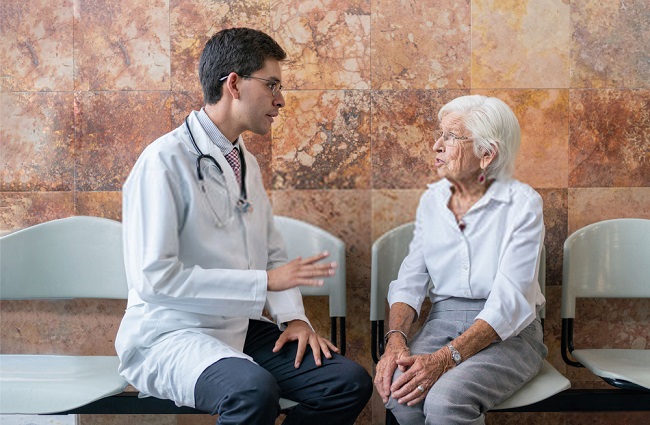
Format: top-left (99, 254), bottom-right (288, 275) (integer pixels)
top-left (219, 74), bottom-right (283, 97)
top-left (434, 130), bottom-right (473, 147)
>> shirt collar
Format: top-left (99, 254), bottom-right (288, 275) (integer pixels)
top-left (197, 108), bottom-right (240, 155)
top-left (435, 178), bottom-right (512, 207)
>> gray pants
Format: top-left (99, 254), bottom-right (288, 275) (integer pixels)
top-left (386, 298), bottom-right (547, 425)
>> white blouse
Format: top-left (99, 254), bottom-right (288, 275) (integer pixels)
top-left (387, 178), bottom-right (546, 340)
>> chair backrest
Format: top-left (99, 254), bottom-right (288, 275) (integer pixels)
top-left (0, 216), bottom-right (128, 300)
top-left (370, 222), bottom-right (415, 322)
top-left (561, 218), bottom-right (650, 319)
top-left (273, 216), bottom-right (346, 318)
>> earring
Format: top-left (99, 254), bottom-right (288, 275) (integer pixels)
top-left (478, 170), bottom-right (486, 184)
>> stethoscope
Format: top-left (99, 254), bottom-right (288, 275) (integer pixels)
top-left (185, 116), bottom-right (252, 215)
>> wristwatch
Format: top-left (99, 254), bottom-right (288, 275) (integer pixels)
top-left (447, 343), bottom-right (462, 366)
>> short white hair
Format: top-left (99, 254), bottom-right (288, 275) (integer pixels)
top-left (438, 95), bottom-right (521, 180)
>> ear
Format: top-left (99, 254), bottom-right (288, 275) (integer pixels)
top-left (480, 146), bottom-right (497, 170)
top-left (223, 73), bottom-right (241, 100)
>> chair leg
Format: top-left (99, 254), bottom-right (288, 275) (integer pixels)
top-left (386, 408), bottom-right (399, 425)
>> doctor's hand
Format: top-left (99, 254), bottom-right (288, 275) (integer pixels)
top-left (267, 252), bottom-right (337, 292)
top-left (273, 319), bottom-right (339, 368)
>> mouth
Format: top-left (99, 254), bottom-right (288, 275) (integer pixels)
top-left (266, 114), bottom-right (278, 123)
top-left (435, 158), bottom-right (446, 166)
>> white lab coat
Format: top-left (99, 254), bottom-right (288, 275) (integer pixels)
top-left (115, 111), bottom-right (310, 408)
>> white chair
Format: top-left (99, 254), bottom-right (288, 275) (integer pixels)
top-left (561, 218), bottom-right (650, 391)
top-left (370, 222), bottom-right (570, 422)
top-left (0, 216), bottom-right (310, 414)
top-left (274, 215), bottom-right (347, 355)
top-left (0, 216), bottom-right (129, 414)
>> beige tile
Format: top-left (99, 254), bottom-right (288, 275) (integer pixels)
top-left (371, 0), bottom-right (470, 89)
top-left (472, 0), bottom-right (570, 89)
top-left (271, 0), bottom-right (370, 89)
top-left (568, 187), bottom-right (650, 235)
top-left (272, 90), bottom-right (371, 190)
top-left (1, 92), bottom-right (75, 191)
top-left (474, 89), bottom-right (570, 189)
top-left (73, 0), bottom-right (170, 91)
top-left (571, 0), bottom-right (650, 88)
top-left (371, 89), bottom-right (467, 189)
top-left (0, 192), bottom-right (74, 235)
top-left (0, 0), bottom-right (74, 91)
top-left (170, 0), bottom-right (270, 92)
top-left (76, 191), bottom-right (122, 221)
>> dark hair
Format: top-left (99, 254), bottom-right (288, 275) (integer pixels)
top-left (199, 27), bottom-right (287, 105)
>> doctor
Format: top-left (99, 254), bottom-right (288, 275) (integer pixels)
top-left (115, 27), bottom-right (372, 425)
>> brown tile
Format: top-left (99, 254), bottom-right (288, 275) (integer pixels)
top-left (170, 0), bottom-right (270, 92)
top-left (543, 286), bottom-right (568, 375)
top-left (0, 192), bottom-right (74, 235)
top-left (371, 89), bottom-right (467, 189)
top-left (569, 89), bottom-right (650, 187)
top-left (475, 90), bottom-right (569, 189)
top-left (563, 412), bottom-right (650, 425)
top-left (571, 0), bottom-right (650, 88)
top-left (75, 91), bottom-right (172, 191)
top-left (0, 0), bottom-right (74, 91)
top-left (472, 0), bottom-right (570, 89)
top-left (79, 415), bottom-right (176, 425)
top-left (568, 187), bottom-right (650, 235)
top-left (272, 90), bottom-right (371, 190)
top-left (176, 415), bottom-right (215, 425)
top-left (73, 0), bottom-right (170, 91)
top-left (572, 298), bottom-right (649, 348)
top-left (172, 91), bottom-right (273, 189)
top-left (537, 188), bottom-right (568, 287)
top-left (271, 0), bottom-right (370, 90)
top-left (371, 189), bottom-right (424, 241)
top-left (0, 298), bottom-right (125, 355)
top-left (1, 92), bottom-right (75, 191)
top-left (371, 0), bottom-right (470, 90)
top-left (272, 189), bottom-right (372, 290)
top-left (486, 412), bottom-right (565, 425)
top-left (76, 191), bottom-right (122, 221)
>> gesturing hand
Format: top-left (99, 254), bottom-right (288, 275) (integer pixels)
top-left (267, 251), bottom-right (337, 292)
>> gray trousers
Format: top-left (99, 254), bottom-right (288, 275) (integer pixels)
top-left (386, 298), bottom-right (547, 425)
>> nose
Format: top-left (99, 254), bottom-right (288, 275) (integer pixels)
top-left (273, 91), bottom-right (284, 108)
top-left (432, 135), bottom-right (444, 152)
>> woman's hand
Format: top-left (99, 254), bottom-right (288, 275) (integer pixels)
top-left (273, 319), bottom-right (339, 368)
top-left (390, 349), bottom-right (453, 406)
top-left (374, 338), bottom-right (411, 403)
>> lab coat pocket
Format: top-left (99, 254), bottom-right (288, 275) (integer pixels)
top-left (200, 168), bottom-right (233, 227)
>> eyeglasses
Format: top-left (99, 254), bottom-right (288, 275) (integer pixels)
top-left (434, 130), bottom-right (474, 147)
top-left (219, 74), bottom-right (283, 97)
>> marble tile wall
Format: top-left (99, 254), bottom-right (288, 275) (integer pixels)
top-left (1, 0), bottom-right (648, 424)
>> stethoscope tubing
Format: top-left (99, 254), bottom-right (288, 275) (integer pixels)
top-left (184, 115), bottom-right (251, 213)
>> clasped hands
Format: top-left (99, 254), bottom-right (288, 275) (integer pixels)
top-left (374, 338), bottom-right (452, 407)
top-left (268, 252), bottom-right (339, 369)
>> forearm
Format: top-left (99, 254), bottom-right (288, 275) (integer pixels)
top-left (449, 319), bottom-right (499, 362)
top-left (386, 302), bottom-right (417, 346)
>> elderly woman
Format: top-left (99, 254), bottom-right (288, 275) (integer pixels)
top-left (374, 95), bottom-right (547, 425)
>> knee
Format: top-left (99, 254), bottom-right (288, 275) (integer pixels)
top-left (229, 368), bottom-right (280, 409)
top-left (423, 391), bottom-right (480, 422)
top-left (333, 359), bottom-right (373, 405)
